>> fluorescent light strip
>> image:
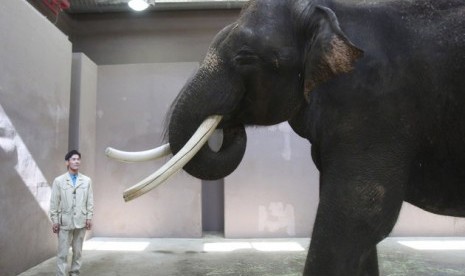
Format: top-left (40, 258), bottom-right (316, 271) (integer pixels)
top-left (203, 241), bottom-right (305, 252)
top-left (398, 240), bottom-right (465, 251)
top-left (83, 240), bottom-right (150, 251)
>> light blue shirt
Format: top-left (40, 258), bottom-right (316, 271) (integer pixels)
top-left (70, 173), bottom-right (77, 186)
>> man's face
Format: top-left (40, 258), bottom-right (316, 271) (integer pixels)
top-left (67, 154), bottom-right (81, 172)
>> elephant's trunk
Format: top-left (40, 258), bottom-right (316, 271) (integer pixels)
top-left (167, 67), bottom-right (247, 180)
top-left (106, 48), bottom-right (248, 201)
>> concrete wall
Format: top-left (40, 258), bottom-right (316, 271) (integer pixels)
top-left (95, 62), bottom-right (202, 237)
top-left (225, 124), bottom-right (319, 238)
top-left (70, 53), bottom-right (98, 181)
top-left (70, 10), bottom-right (239, 65)
top-left (0, 0), bottom-right (71, 274)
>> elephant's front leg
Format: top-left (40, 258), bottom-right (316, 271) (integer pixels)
top-left (303, 151), bottom-right (409, 276)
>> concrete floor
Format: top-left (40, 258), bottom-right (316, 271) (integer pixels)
top-left (20, 234), bottom-right (465, 276)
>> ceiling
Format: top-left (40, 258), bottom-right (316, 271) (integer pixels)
top-left (27, 0), bottom-right (245, 35)
top-left (65, 0), bottom-right (247, 13)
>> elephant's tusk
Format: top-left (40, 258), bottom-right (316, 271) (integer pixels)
top-left (105, 144), bottom-right (171, 162)
top-left (123, 115), bottom-right (223, 202)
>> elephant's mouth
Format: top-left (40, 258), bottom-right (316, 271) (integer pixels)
top-left (106, 115), bottom-right (223, 202)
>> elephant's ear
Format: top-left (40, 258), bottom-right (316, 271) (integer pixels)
top-left (300, 6), bottom-right (363, 100)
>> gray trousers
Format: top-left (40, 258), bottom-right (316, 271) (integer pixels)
top-left (56, 227), bottom-right (86, 276)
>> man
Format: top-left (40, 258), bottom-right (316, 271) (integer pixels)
top-left (50, 150), bottom-right (94, 276)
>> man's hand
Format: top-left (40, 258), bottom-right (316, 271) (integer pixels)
top-left (86, 219), bottom-right (92, 230)
top-left (52, 223), bottom-right (60, 234)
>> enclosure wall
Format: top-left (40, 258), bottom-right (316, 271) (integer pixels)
top-left (0, 0), bottom-right (71, 274)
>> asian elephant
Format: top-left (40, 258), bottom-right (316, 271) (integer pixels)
top-left (106, 0), bottom-right (465, 275)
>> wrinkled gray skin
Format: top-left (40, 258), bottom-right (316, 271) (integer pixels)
top-left (166, 0), bottom-right (465, 275)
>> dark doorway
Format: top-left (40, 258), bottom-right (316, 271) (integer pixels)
top-left (202, 179), bottom-right (224, 233)
top-left (202, 130), bottom-right (225, 234)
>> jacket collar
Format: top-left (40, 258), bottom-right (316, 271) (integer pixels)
top-left (66, 172), bottom-right (82, 188)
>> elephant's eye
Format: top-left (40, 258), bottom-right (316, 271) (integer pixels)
top-left (234, 49), bottom-right (259, 66)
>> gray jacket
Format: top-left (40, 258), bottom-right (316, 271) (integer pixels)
top-left (50, 172), bottom-right (94, 230)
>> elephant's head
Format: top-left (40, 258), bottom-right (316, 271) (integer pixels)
top-left (106, 0), bottom-right (362, 201)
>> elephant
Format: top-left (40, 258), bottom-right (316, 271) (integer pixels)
top-left (106, 0), bottom-right (465, 275)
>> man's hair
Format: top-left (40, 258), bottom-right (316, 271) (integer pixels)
top-left (65, 150), bottom-right (81, 161)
